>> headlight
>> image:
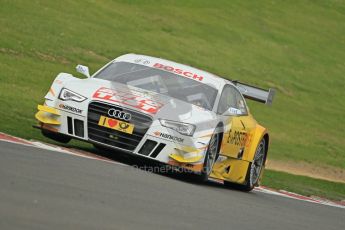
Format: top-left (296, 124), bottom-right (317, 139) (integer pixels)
top-left (159, 119), bottom-right (196, 136)
top-left (59, 88), bottom-right (87, 102)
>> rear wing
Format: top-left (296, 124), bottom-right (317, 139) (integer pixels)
top-left (232, 81), bottom-right (276, 105)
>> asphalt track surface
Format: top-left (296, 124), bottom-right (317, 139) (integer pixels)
top-left (0, 141), bottom-right (344, 230)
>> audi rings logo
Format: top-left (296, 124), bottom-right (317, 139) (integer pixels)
top-left (108, 108), bottom-right (132, 121)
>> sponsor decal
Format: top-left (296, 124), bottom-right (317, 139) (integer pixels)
top-left (59, 104), bottom-right (82, 114)
top-left (98, 115), bottom-right (134, 134)
top-left (226, 129), bottom-right (251, 147)
top-left (152, 63), bottom-right (204, 81)
top-left (93, 87), bottom-right (163, 114)
top-left (134, 59), bottom-right (150, 65)
top-left (108, 108), bottom-right (131, 121)
top-left (154, 131), bottom-right (184, 143)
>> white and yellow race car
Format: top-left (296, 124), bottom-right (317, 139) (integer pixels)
top-left (35, 54), bottom-right (275, 191)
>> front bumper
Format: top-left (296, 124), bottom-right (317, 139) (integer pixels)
top-left (35, 102), bottom-right (210, 173)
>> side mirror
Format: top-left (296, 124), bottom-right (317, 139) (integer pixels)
top-left (223, 107), bottom-right (243, 116)
top-left (76, 64), bottom-right (90, 78)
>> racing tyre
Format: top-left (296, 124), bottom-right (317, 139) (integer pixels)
top-left (41, 129), bottom-right (71, 144)
top-left (224, 138), bottom-right (266, 191)
top-left (199, 132), bottom-right (219, 182)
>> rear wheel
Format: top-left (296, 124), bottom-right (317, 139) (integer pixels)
top-left (224, 138), bottom-right (266, 191)
top-left (41, 129), bottom-right (71, 144)
top-left (199, 132), bottom-right (219, 182)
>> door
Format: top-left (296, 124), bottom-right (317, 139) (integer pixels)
top-left (217, 85), bottom-right (255, 159)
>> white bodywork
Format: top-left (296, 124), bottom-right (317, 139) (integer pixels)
top-left (41, 54), bottom-right (244, 170)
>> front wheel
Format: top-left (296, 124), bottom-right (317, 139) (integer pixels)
top-left (199, 132), bottom-right (219, 182)
top-left (224, 138), bottom-right (266, 191)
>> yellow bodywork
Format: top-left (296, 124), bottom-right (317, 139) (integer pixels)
top-left (210, 158), bottom-right (250, 184)
top-left (211, 113), bottom-right (268, 185)
top-left (168, 159), bottom-right (203, 172)
top-left (166, 112), bottom-right (268, 186)
top-left (37, 104), bottom-right (60, 115)
top-left (35, 105), bottom-right (61, 125)
top-left (169, 145), bottom-right (204, 163)
top-left (169, 154), bottom-right (203, 163)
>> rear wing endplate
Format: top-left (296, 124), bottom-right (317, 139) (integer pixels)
top-left (232, 81), bottom-right (276, 105)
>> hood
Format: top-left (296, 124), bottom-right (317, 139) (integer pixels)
top-left (63, 77), bottom-right (217, 124)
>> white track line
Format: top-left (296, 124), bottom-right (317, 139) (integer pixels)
top-left (30, 141), bottom-right (127, 166)
top-left (255, 187), bottom-right (345, 209)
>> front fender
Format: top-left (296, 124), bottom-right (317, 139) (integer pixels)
top-left (44, 73), bottom-right (79, 104)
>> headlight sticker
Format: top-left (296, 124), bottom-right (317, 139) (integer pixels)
top-left (59, 88), bottom-right (87, 102)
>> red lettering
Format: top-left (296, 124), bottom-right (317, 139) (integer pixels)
top-left (93, 87), bottom-right (163, 114)
top-left (174, 69), bottom-right (183, 75)
top-left (153, 63), bottom-right (164, 69)
top-left (193, 74), bottom-right (203, 81)
top-left (152, 63), bottom-right (204, 82)
top-left (183, 72), bottom-right (193, 78)
top-left (164, 66), bottom-right (174, 71)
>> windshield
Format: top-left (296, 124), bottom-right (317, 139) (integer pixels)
top-left (94, 62), bottom-right (218, 111)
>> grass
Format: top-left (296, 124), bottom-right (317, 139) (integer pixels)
top-left (0, 0), bottom-right (345, 198)
top-left (263, 170), bottom-right (345, 201)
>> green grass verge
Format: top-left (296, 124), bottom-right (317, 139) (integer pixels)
top-left (0, 0), bottom-right (344, 198)
top-left (1, 0), bottom-right (344, 168)
top-left (263, 170), bottom-right (345, 201)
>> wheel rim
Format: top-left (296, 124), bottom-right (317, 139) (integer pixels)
top-left (205, 133), bottom-right (218, 175)
top-left (249, 140), bottom-right (265, 186)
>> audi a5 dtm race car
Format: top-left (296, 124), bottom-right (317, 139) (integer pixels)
top-left (35, 54), bottom-right (275, 191)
